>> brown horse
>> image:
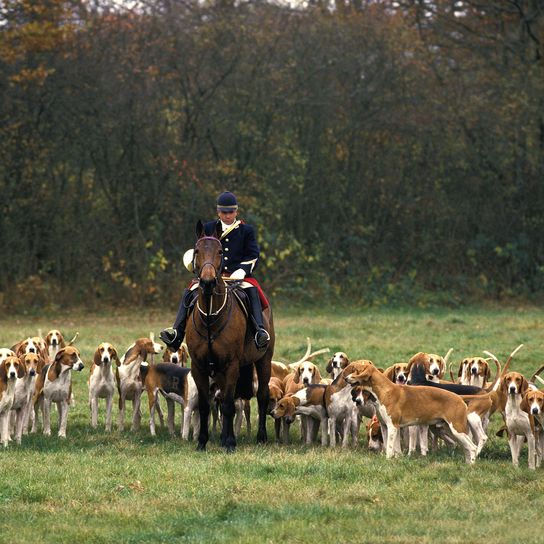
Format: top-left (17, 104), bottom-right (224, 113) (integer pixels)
top-left (186, 220), bottom-right (274, 452)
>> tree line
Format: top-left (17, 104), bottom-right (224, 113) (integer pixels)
top-left (1, 0), bottom-right (543, 310)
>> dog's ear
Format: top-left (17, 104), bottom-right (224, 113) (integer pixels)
top-left (484, 362), bottom-right (491, 383)
top-left (93, 348), bottom-right (102, 367)
top-left (0, 361), bottom-right (7, 383)
top-left (293, 367), bottom-right (301, 384)
top-left (313, 365), bottom-right (322, 383)
top-left (458, 360), bottom-right (466, 378)
top-left (326, 358), bottom-right (333, 374)
top-left (377, 367), bottom-right (385, 373)
top-left (520, 392), bottom-right (530, 413)
top-left (16, 360), bottom-right (26, 379)
top-left (520, 376), bottom-right (529, 396)
top-left (111, 347), bottom-right (120, 366)
top-left (383, 366), bottom-right (395, 382)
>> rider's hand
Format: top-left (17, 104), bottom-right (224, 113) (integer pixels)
top-left (230, 268), bottom-right (246, 280)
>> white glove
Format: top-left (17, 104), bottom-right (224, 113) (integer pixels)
top-left (183, 249), bottom-right (194, 272)
top-left (229, 268), bottom-right (246, 280)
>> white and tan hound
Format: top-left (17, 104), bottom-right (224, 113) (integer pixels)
top-left (88, 342), bottom-right (119, 432)
top-left (0, 356), bottom-right (25, 447)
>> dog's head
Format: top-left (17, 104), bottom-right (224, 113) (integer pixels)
top-left (521, 389), bottom-right (544, 417)
top-left (407, 352), bottom-right (445, 382)
top-left (162, 343), bottom-right (189, 367)
top-left (502, 371), bottom-right (529, 397)
top-left (21, 352), bottom-right (40, 377)
top-left (384, 362), bottom-right (409, 384)
top-left (267, 377), bottom-right (284, 413)
top-left (0, 356), bottom-right (25, 382)
top-left (326, 352), bottom-right (350, 378)
top-left (293, 361), bottom-right (322, 386)
top-left (0, 348), bottom-right (15, 366)
top-left (345, 361), bottom-right (376, 388)
top-left (272, 396), bottom-right (298, 423)
top-left (94, 342), bottom-right (119, 367)
top-left (366, 415), bottom-right (383, 452)
top-left (54, 346), bottom-right (84, 372)
top-left (45, 330), bottom-right (65, 349)
top-left (467, 357), bottom-right (490, 383)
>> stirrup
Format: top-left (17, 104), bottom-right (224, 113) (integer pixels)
top-left (254, 328), bottom-right (270, 350)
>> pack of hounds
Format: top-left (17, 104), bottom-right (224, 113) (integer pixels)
top-left (1, 331), bottom-right (544, 469)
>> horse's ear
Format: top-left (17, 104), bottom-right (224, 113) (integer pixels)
top-left (214, 221), bottom-right (222, 239)
top-left (196, 220), bottom-right (205, 238)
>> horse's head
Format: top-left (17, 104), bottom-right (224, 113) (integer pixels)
top-left (194, 220), bottom-right (223, 296)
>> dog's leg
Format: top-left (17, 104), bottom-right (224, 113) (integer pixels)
top-left (508, 433), bottom-right (522, 467)
top-left (320, 415), bottom-right (328, 446)
top-left (282, 418), bottom-right (290, 444)
top-left (105, 395), bottom-right (113, 432)
top-left (467, 412), bottom-right (488, 457)
top-left (527, 432), bottom-right (536, 470)
top-left (408, 425), bottom-right (418, 455)
top-left (244, 399), bottom-right (251, 437)
top-left (90, 395), bottom-right (99, 429)
top-left (149, 389), bottom-right (158, 436)
top-left (43, 398), bottom-right (52, 436)
top-left (386, 425), bottom-right (399, 459)
top-left (131, 391), bottom-right (141, 432)
top-left (58, 400), bottom-right (68, 438)
top-left (155, 398), bottom-right (165, 428)
top-left (418, 425), bottom-right (429, 456)
top-left (448, 423), bottom-right (477, 464)
top-left (341, 415), bottom-right (351, 448)
top-left (167, 398), bottom-right (175, 436)
top-left (0, 414), bottom-right (7, 447)
top-left (118, 391), bottom-right (126, 432)
top-left (328, 417), bottom-right (336, 447)
top-left (181, 403), bottom-right (192, 440)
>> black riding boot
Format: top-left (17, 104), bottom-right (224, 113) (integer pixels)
top-left (246, 286), bottom-right (270, 350)
top-left (160, 288), bottom-right (194, 350)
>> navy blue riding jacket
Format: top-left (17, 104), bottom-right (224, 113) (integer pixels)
top-left (203, 220), bottom-right (260, 277)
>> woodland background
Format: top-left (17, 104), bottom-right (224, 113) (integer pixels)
top-left (1, 0), bottom-right (543, 311)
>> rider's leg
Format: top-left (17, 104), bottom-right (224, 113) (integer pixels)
top-left (245, 286), bottom-right (270, 350)
top-left (160, 288), bottom-right (194, 350)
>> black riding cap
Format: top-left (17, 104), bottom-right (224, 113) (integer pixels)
top-left (216, 191), bottom-right (238, 212)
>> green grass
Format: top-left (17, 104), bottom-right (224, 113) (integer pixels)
top-left (1, 304), bottom-right (544, 543)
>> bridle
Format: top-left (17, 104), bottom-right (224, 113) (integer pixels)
top-left (192, 236), bottom-right (233, 363)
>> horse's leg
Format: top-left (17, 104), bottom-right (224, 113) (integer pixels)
top-left (254, 356), bottom-right (271, 444)
top-left (220, 365), bottom-right (240, 452)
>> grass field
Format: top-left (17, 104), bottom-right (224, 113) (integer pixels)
top-left (1, 303), bottom-right (544, 543)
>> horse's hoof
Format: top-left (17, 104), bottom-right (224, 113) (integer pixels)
top-left (196, 442), bottom-right (206, 452)
top-left (224, 445), bottom-right (236, 454)
top-left (257, 430), bottom-right (267, 444)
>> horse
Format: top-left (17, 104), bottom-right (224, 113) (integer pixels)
top-left (186, 220), bottom-right (275, 452)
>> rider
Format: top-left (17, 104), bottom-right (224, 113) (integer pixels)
top-left (160, 191), bottom-right (271, 351)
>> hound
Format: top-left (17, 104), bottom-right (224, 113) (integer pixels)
top-left (116, 336), bottom-right (162, 432)
top-left (141, 362), bottom-right (197, 437)
top-left (272, 385), bottom-right (329, 446)
top-left (162, 343), bottom-right (189, 366)
top-left (268, 376), bottom-right (286, 442)
top-left (33, 347), bottom-right (84, 438)
top-left (458, 357), bottom-right (491, 388)
top-left (45, 330), bottom-right (66, 363)
top-left (0, 357), bottom-right (25, 446)
top-left (346, 361), bottom-right (478, 464)
top-left (88, 343), bottom-right (119, 432)
top-left (324, 367), bottom-right (360, 448)
top-left (501, 371), bottom-right (537, 469)
top-left (326, 352), bottom-right (350, 380)
top-left (11, 352), bottom-right (40, 443)
top-left (521, 389), bottom-right (544, 468)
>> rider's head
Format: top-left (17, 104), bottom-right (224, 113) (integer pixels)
top-left (216, 191), bottom-right (238, 225)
